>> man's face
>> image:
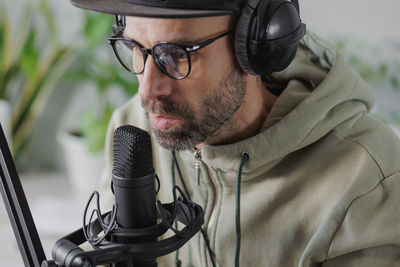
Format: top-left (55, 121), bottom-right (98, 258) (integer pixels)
top-left (124, 15), bottom-right (246, 150)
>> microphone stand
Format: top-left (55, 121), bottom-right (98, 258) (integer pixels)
top-left (0, 124), bottom-right (47, 267)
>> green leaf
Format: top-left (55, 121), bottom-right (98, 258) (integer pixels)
top-left (0, 11), bottom-right (4, 63)
top-left (12, 47), bottom-right (75, 157)
top-left (390, 76), bottom-right (399, 90)
top-left (19, 29), bottom-right (40, 79)
top-left (355, 40), bottom-right (367, 50)
top-left (80, 104), bottom-right (113, 153)
top-left (12, 47), bottom-right (72, 134)
top-left (378, 63), bottom-right (388, 79)
top-left (83, 12), bottom-right (112, 49)
top-left (38, 0), bottom-right (58, 45)
top-left (391, 113), bottom-right (400, 126)
top-left (334, 39), bottom-right (347, 53)
top-left (62, 68), bottom-right (92, 83)
top-left (0, 2), bottom-right (76, 159)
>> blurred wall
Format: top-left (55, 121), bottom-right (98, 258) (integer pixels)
top-left (4, 0), bottom-right (400, 170)
top-left (302, 0), bottom-right (400, 43)
top-left (7, 0), bottom-right (400, 42)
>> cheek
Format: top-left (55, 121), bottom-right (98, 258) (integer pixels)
top-left (187, 54), bottom-right (232, 95)
top-left (191, 42), bottom-right (233, 83)
top-left (196, 56), bottom-right (229, 78)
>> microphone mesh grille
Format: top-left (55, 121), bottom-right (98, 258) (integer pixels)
top-left (113, 125), bottom-right (154, 178)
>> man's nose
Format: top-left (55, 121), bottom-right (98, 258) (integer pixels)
top-left (138, 56), bottom-right (173, 100)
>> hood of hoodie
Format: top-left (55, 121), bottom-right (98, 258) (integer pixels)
top-left (193, 31), bottom-right (375, 179)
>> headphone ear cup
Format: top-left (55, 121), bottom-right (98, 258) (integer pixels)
top-left (234, 1), bottom-right (259, 75)
top-left (253, 1), bottom-right (304, 72)
top-left (235, 0), bottom-right (305, 75)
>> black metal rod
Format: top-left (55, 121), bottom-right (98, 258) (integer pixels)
top-left (0, 124), bottom-right (46, 266)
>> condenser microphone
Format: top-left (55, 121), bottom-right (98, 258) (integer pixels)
top-left (41, 125), bottom-right (204, 266)
top-left (111, 125), bottom-right (157, 266)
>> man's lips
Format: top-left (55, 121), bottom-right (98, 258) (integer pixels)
top-left (149, 114), bottom-right (181, 130)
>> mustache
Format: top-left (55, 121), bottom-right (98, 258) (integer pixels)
top-left (141, 97), bottom-right (193, 118)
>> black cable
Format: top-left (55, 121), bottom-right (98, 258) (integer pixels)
top-left (171, 156), bottom-right (182, 267)
top-left (234, 152), bottom-right (249, 267)
top-left (172, 151), bottom-right (217, 267)
top-left (172, 151), bottom-right (190, 196)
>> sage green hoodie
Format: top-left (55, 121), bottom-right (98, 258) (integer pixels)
top-left (99, 32), bottom-right (400, 266)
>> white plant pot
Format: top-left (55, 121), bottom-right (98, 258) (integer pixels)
top-left (57, 131), bottom-right (105, 199)
top-left (0, 99), bottom-right (11, 147)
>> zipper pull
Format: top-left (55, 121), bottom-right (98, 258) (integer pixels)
top-left (193, 149), bottom-right (202, 185)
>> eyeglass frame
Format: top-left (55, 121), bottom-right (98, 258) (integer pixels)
top-left (108, 30), bottom-right (234, 80)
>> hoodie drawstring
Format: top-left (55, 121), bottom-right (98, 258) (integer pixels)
top-left (171, 156), bottom-right (183, 267)
top-left (235, 152), bottom-right (249, 267)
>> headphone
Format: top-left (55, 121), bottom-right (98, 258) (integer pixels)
top-left (235, 0), bottom-right (306, 75)
top-left (113, 0), bottom-right (305, 76)
top-left (113, 15), bottom-right (125, 35)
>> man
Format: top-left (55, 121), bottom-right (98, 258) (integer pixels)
top-left (71, 0), bottom-right (400, 266)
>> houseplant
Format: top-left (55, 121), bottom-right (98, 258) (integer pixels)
top-left (58, 11), bottom-right (138, 196)
top-left (62, 11), bottom-right (138, 153)
top-left (0, 0), bottom-right (75, 162)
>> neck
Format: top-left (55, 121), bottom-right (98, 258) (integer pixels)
top-left (196, 76), bottom-right (277, 149)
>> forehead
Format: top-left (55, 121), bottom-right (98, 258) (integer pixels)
top-left (124, 15), bottom-right (233, 44)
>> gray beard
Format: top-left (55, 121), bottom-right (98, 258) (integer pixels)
top-left (142, 63), bottom-right (246, 151)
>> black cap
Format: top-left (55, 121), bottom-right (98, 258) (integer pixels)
top-left (70, 0), bottom-right (242, 18)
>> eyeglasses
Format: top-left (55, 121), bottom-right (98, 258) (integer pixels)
top-left (108, 30), bottom-right (233, 80)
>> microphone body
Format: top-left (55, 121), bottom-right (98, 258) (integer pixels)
top-left (111, 125), bottom-right (158, 267)
top-left (112, 172), bottom-right (156, 229)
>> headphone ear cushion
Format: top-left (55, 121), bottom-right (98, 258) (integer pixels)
top-left (234, 3), bottom-right (258, 75)
top-left (235, 0), bottom-right (305, 75)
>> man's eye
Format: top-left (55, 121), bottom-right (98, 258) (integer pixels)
top-left (171, 48), bottom-right (187, 60)
top-left (122, 40), bottom-right (133, 50)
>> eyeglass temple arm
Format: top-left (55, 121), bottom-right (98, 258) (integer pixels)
top-left (186, 30), bottom-right (234, 52)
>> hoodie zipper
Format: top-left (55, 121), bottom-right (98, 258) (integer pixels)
top-left (193, 149), bottom-right (202, 185)
top-left (193, 148), bottom-right (218, 267)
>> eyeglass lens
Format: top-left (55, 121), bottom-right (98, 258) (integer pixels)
top-left (114, 40), bottom-right (190, 79)
top-left (115, 40), bottom-right (144, 73)
top-left (153, 43), bottom-right (189, 78)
